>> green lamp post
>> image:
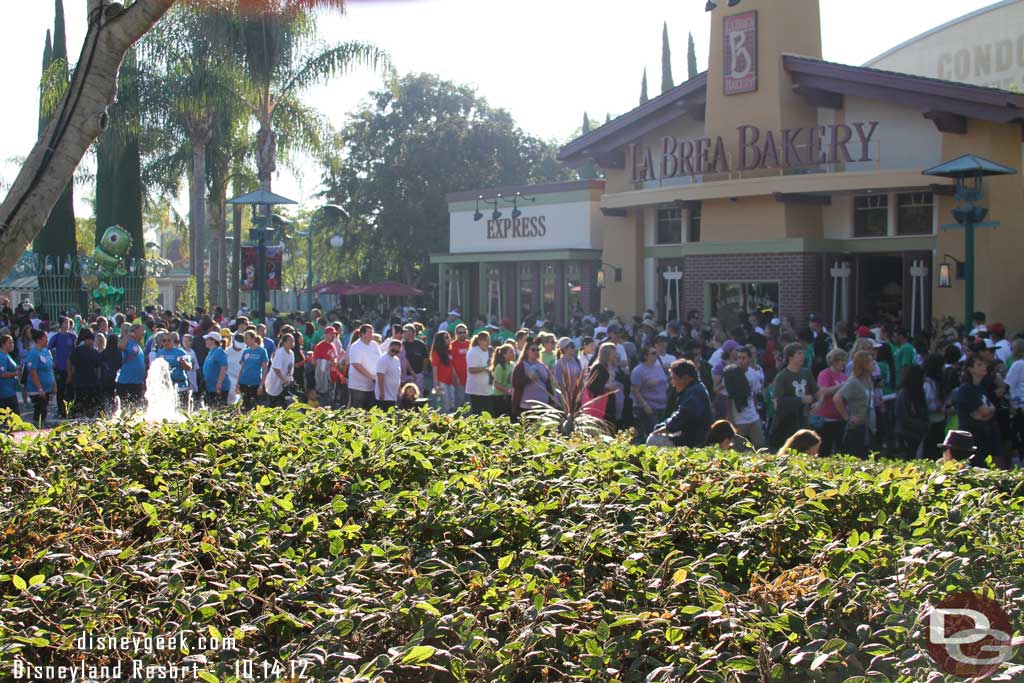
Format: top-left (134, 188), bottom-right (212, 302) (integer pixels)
top-left (923, 154), bottom-right (1016, 326)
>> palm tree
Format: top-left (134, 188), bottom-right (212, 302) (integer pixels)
top-left (231, 7), bottom-right (394, 196)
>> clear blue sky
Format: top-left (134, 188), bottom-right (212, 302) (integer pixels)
top-left (0, 0), bottom-right (1002, 213)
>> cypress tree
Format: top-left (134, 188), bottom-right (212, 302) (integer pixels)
top-left (640, 68), bottom-right (649, 105)
top-left (38, 31), bottom-right (52, 136)
top-left (578, 113), bottom-right (598, 180)
top-left (95, 47), bottom-right (144, 260)
top-left (34, 0), bottom-right (78, 273)
top-left (661, 22), bottom-right (674, 93)
top-left (605, 113), bottom-right (611, 125)
top-left (687, 32), bottom-right (698, 79)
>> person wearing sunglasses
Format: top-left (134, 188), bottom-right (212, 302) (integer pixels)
top-left (511, 339), bottom-right (553, 419)
top-left (375, 339), bottom-right (403, 410)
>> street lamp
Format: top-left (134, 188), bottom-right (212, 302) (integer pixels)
top-left (923, 154), bottom-right (1016, 325)
top-left (295, 204), bottom-right (348, 313)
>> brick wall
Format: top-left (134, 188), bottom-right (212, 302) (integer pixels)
top-left (679, 253), bottom-right (823, 322)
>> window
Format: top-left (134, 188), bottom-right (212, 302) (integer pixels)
top-left (518, 264), bottom-right (536, 322)
top-left (656, 207), bottom-right (683, 244)
top-left (565, 263), bottom-right (582, 317)
top-left (896, 192), bottom-right (933, 235)
top-left (707, 282), bottom-right (780, 332)
top-left (853, 194), bottom-right (888, 237)
top-left (688, 204), bottom-right (701, 243)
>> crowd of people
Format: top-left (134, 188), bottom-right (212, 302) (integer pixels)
top-left (1, 298), bottom-right (1021, 469)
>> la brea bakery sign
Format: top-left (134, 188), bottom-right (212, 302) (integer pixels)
top-left (631, 121), bottom-right (880, 182)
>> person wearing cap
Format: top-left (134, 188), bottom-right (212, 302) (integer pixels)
top-left (465, 331), bottom-right (493, 415)
top-left (552, 337), bottom-right (583, 390)
top-left (988, 323), bottom-right (1011, 364)
top-left (448, 324), bottom-right (470, 409)
top-left (938, 430), bottom-right (978, 463)
top-left (374, 338), bottom-right (404, 410)
top-left (264, 333), bottom-right (296, 409)
top-left (202, 331), bottom-right (231, 408)
top-left (438, 309), bottom-right (461, 335)
top-left (402, 324), bottom-right (429, 393)
top-left (954, 354), bottom-right (999, 467)
top-left (67, 327), bottom-right (104, 418)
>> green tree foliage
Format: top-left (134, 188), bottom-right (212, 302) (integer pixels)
top-left (640, 67), bottom-right (649, 104)
top-left (688, 32), bottom-right (699, 80)
top-left (321, 73), bottom-right (572, 289)
top-left (94, 48), bottom-right (145, 260)
top-left (661, 22), bottom-right (674, 93)
top-left (33, 0), bottom-right (77, 263)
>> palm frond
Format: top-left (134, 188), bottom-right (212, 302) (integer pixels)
top-left (521, 368), bottom-right (614, 439)
top-left (278, 41), bottom-right (394, 97)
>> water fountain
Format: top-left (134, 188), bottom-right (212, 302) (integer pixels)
top-left (143, 359), bottom-right (185, 423)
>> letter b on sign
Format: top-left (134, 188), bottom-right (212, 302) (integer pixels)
top-left (925, 592), bottom-right (1015, 678)
top-left (723, 11), bottom-right (758, 95)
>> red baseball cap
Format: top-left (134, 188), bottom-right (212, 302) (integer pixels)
top-left (856, 326), bottom-right (872, 338)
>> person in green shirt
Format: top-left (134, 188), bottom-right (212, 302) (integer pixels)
top-left (893, 329), bottom-right (917, 386)
top-left (771, 342), bottom-right (821, 450)
top-left (310, 318), bottom-right (327, 347)
top-left (490, 343), bottom-right (516, 417)
top-left (539, 332), bottom-right (557, 370)
top-left (492, 319), bottom-right (515, 345)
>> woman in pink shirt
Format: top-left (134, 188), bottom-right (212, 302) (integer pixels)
top-left (815, 348), bottom-right (849, 457)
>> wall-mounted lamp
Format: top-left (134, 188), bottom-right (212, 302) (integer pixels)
top-left (938, 254), bottom-right (965, 288)
top-left (503, 191), bottom-right (536, 219)
top-left (473, 195), bottom-right (502, 222)
top-left (596, 261), bottom-right (623, 289)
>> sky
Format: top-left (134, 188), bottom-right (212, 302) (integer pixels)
top-left (0, 0), bottom-right (1003, 215)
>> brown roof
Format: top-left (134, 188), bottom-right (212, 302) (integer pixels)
top-left (558, 73), bottom-right (708, 164)
top-left (558, 56), bottom-right (1024, 165)
top-left (446, 180), bottom-right (605, 203)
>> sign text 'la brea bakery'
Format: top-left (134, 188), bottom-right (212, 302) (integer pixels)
top-left (631, 121), bottom-right (881, 182)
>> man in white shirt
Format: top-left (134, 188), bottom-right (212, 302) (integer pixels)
top-left (729, 346), bottom-right (765, 450)
top-left (374, 339), bottom-right (403, 409)
top-left (465, 331), bottom-right (493, 415)
top-left (653, 334), bottom-right (677, 376)
top-left (264, 333), bottom-right (295, 407)
top-left (989, 323), bottom-right (1012, 364)
top-left (347, 323), bottom-right (382, 409)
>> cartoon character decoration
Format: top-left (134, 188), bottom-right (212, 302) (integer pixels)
top-left (243, 264), bottom-right (257, 289)
top-left (90, 225), bottom-right (133, 314)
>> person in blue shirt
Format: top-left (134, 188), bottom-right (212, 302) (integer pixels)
top-left (646, 358), bottom-right (713, 449)
top-left (25, 329), bottom-right (56, 427)
top-left (0, 334), bottom-right (20, 429)
top-left (258, 323), bottom-right (276, 356)
top-left (117, 324), bottom-right (147, 411)
top-left (238, 330), bottom-right (269, 412)
top-left (154, 332), bottom-right (193, 413)
top-left (48, 317), bottom-right (77, 418)
top-left (202, 331), bottom-right (231, 408)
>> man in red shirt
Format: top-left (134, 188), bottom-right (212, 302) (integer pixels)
top-left (450, 323), bottom-right (470, 409)
top-left (313, 326), bottom-right (343, 407)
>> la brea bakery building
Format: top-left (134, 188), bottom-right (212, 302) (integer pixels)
top-left (434, 0), bottom-right (1024, 333)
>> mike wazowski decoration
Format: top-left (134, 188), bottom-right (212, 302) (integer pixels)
top-left (90, 225), bottom-right (134, 314)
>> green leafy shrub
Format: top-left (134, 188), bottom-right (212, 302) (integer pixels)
top-left (1, 408), bottom-right (1022, 682)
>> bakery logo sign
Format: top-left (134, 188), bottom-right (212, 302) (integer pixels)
top-left (924, 591), bottom-right (1020, 678)
top-left (724, 10), bottom-right (757, 95)
top-left (630, 122), bottom-right (880, 182)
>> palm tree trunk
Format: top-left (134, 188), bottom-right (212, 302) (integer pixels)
top-left (191, 141), bottom-right (207, 310)
top-left (229, 203), bottom-right (242, 315)
top-left (0, 0), bottom-right (173, 278)
top-left (207, 178), bottom-right (227, 310)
